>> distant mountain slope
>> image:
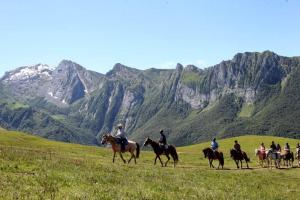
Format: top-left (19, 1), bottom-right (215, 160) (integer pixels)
top-left (1, 51), bottom-right (300, 146)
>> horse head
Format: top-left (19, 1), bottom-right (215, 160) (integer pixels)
top-left (230, 149), bottom-right (235, 157)
top-left (203, 148), bottom-right (210, 158)
top-left (101, 134), bottom-right (111, 145)
top-left (143, 137), bottom-right (151, 147)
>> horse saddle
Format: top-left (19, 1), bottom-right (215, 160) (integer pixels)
top-left (116, 138), bottom-right (128, 151)
top-left (159, 144), bottom-right (168, 153)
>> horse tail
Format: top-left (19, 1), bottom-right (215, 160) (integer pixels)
top-left (136, 143), bottom-right (140, 158)
top-left (244, 152), bottom-right (250, 162)
top-left (219, 152), bottom-right (224, 166)
top-left (169, 145), bottom-right (179, 162)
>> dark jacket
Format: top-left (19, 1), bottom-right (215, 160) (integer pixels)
top-left (159, 133), bottom-right (167, 145)
top-left (270, 143), bottom-right (276, 151)
top-left (234, 143), bottom-right (241, 152)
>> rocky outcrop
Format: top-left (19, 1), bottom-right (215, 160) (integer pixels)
top-left (1, 51), bottom-right (300, 145)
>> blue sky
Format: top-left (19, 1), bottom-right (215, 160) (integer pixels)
top-left (0, 0), bottom-right (299, 76)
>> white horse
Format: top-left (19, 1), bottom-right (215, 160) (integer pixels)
top-left (266, 149), bottom-right (281, 169)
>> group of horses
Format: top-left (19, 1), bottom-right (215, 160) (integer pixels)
top-left (100, 134), bottom-right (300, 169)
top-left (255, 148), bottom-right (298, 169)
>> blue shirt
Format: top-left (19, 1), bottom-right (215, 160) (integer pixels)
top-left (211, 141), bottom-right (219, 150)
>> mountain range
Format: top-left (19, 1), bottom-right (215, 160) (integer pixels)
top-left (1, 50), bottom-right (300, 146)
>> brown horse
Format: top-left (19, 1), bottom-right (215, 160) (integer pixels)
top-left (101, 134), bottom-right (140, 164)
top-left (230, 149), bottom-right (250, 169)
top-left (281, 151), bottom-right (294, 167)
top-left (255, 149), bottom-right (267, 167)
top-left (202, 148), bottom-right (224, 169)
top-left (143, 137), bottom-right (178, 167)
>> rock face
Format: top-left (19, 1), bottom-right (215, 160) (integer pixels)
top-left (1, 51), bottom-right (300, 145)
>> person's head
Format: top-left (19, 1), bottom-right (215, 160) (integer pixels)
top-left (261, 142), bottom-right (264, 146)
top-left (213, 138), bottom-right (216, 142)
top-left (272, 141), bottom-right (275, 144)
top-left (286, 143), bottom-right (289, 145)
top-left (160, 129), bottom-right (164, 134)
top-left (234, 140), bottom-right (238, 143)
top-left (117, 123), bottom-right (123, 130)
top-left (277, 143), bottom-right (280, 147)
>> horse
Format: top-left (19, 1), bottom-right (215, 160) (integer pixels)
top-left (202, 148), bottom-right (224, 169)
top-left (101, 134), bottom-right (140, 164)
top-left (296, 149), bottom-right (300, 167)
top-left (266, 149), bottom-right (281, 169)
top-left (255, 149), bottom-right (267, 167)
top-left (230, 149), bottom-right (250, 169)
top-left (281, 151), bottom-right (294, 167)
top-left (143, 137), bottom-right (178, 167)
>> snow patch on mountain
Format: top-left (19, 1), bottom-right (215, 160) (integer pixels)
top-left (4, 64), bottom-right (53, 82)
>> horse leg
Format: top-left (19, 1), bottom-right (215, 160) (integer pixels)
top-left (164, 154), bottom-right (170, 167)
top-left (158, 156), bottom-right (164, 167)
top-left (128, 151), bottom-right (135, 164)
top-left (241, 160), bottom-right (243, 169)
top-left (210, 159), bottom-right (215, 168)
top-left (119, 152), bottom-right (126, 163)
top-left (154, 156), bottom-right (158, 165)
top-left (112, 152), bottom-right (116, 163)
top-left (235, 160), bottom-right (239, 169)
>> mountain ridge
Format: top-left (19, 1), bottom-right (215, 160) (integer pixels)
top-left (1, 50), bottom-right (300, 146)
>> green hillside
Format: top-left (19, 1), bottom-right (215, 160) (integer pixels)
top-left (0, 129), bottom-right (300, 199)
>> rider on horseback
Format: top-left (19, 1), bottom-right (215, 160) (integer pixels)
top-left (260, 142), bottom-right (266, 152)
top-left (270, 141), bottom-right (277, 158)
top-left (115, 123), bottom-right (128, 151)
top-left (270, 141), bottom-right (276, 151)
top-left (211, 138), bottom-right (219, 156)
top-left (159, 129), bottom-right (167, 151)
top-left (284, 143), bottom-right (290, 154)
top-left (276, 143), bottom-right (281, 153)
top-left (234, 140), bottom-right (241, 154)
top-left (297, 143), bottom-right (300, 153)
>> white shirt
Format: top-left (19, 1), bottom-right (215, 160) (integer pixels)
top-left (115, 128), bottom-right (126, 138)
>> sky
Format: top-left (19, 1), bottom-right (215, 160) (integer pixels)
top-left (0, 0), bottom-right (300, 76)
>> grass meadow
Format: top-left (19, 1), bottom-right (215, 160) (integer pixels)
top-left (0, 129), bottom-right (300, 199)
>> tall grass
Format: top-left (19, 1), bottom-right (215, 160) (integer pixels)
top-left (0, 129), bottom-right (299, 199)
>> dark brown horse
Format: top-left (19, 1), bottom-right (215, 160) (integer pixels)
top-left (230, 149), bottom-right (250, 169)
top-left (143, 137), bottom-right (179, 167)
top-left (281, 151), bottom-right (294, 167)
top-left (202, 148), bottom-right (224, 169)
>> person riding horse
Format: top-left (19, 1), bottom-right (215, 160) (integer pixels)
top-left (159, 129), bottom-right (167, 151)
top-left (270, 141), bottom-right (276, 151)
top-left (115, 123), bottom-right (128, 151)
top-left (211, 138), bottom-right (219, 156)
top-left (270, 141), bottom-right (278, 159)
top-left (234, 140), bottom-right (241, 154)
top-left (297, 143), bottom-right (300, 153)
top-left (283, 143), bottom-right (290, 155)
top-left (260, 142), bottom-right (266, 156)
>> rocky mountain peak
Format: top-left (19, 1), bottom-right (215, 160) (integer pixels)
top-left (2, 63), bottom-right (53, 82)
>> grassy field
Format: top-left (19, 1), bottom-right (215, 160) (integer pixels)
top-left (0, 129), bottom-right (300, 200)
